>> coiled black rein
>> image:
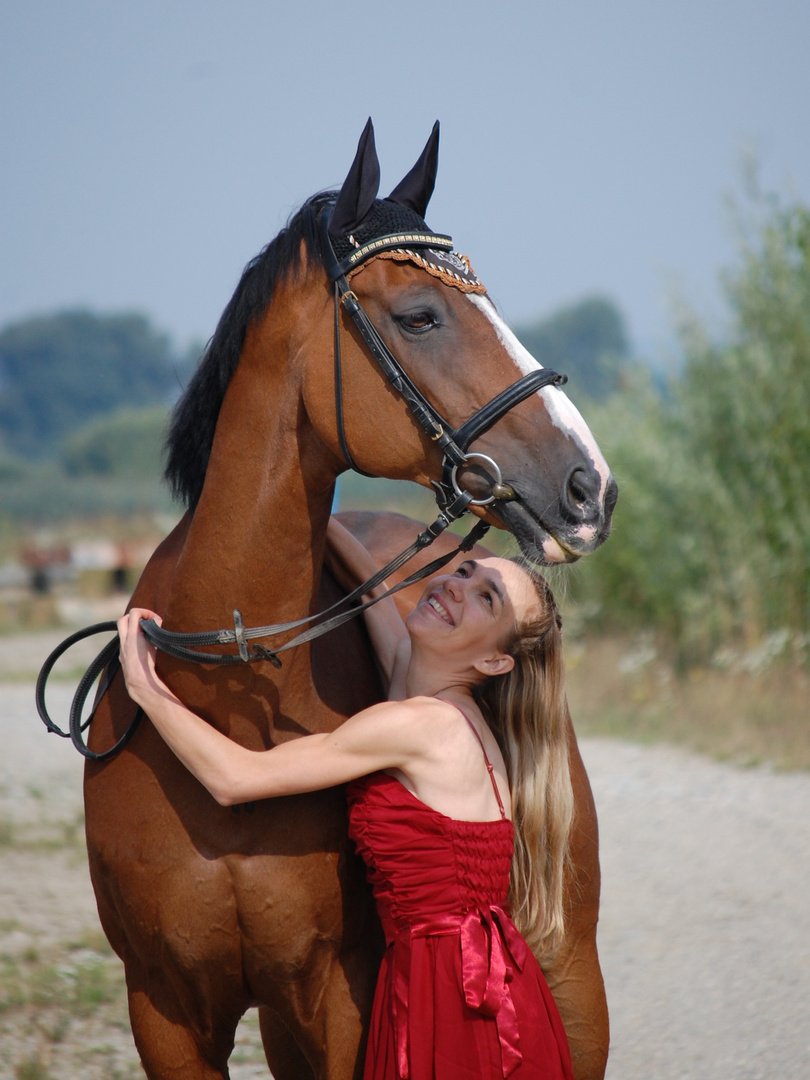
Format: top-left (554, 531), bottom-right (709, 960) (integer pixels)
top-left (35, 621), bottom-right (143, 762)
top-left (35, 516), bottom-right (490, 762)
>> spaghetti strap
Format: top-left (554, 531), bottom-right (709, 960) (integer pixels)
top-left (443, 701), bottom-right (507, 821)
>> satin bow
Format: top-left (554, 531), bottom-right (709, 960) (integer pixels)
top-left (388, 905), bottom-right (529, 1079)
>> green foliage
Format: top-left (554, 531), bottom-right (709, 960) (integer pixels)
top-left (569, 373), bottom-right (730, 662)
top-left (515, 296), bottom-right (630, 401)
top-left (573, 188), bottom-right (810, 661)
top-left (0, 452), bottom-right (29, 482)
top-left (0, 310), bottom-right (181, 458)
top-left (0, 405), bottom-right (172, 522)
top-left (676, 196), bottom-right (810, 638)
top-left (62, 405), bottom-right (168, 479)
top-left (0, 469), bottom-right (173, 523)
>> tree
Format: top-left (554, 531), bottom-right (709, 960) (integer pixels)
top-left (515, 296), bottom-right (630, 400)
top-left (676, 191), bottom-right (810, 640)
top-left (573, 187), bottom-right (810, 660)
top-left (62, 405), bottom-right (169, 479)
top-left (0, 310), bottom-right (182, 457)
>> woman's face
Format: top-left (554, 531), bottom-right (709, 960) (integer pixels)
top-left (406, 557), bottom-right (538, 669)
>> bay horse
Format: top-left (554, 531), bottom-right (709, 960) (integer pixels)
top-left (84, 121), bottom-right (617, 1080)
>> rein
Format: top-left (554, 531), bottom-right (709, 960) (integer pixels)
top-left (139, 515), bottom-right (490, 668)
top-left (35, 516), bottom-right (489, 762)
top-left (36, 216), bottom-right (567, 761)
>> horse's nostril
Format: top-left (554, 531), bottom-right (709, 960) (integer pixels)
top-left (562, 466), bottom-right (602, 523)
top-left (568, 472), bottom-right (590, 505)
top-left (567, 467), bottom-right (598, 506)
top-left (604, 476), bottom-right (619, 517)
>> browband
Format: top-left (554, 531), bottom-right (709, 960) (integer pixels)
top-left (325, 230), bottom-right (454, 280)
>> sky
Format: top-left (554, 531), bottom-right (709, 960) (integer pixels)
top-left (2, 1), bottom-right (809, 362)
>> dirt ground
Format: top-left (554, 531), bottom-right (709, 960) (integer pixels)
top-left (1, 631), bottom-right (808, 1079)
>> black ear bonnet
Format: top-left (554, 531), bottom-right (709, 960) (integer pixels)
top-left (328, 197), bottom-right (436, 268)
top-left (323, 119), bottom-right (484, 292)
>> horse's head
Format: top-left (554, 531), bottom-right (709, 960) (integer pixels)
top-left (304, 120), bottom-right (617, 565)
top-left (166, 120), bottom-right (617, 566)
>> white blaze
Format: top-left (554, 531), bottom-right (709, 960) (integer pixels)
top-left (467, 293), bottom-right (612, 502)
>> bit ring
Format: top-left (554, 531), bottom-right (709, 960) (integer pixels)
top-left (450, 453), bottom-right (503, 506)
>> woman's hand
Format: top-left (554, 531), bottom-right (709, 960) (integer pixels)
top-left (115, 607), bottom-right (253, 804)
top-left (117, 608), bottom-right (169, 709)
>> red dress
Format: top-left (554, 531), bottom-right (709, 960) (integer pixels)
top-left (346, 716), bottom-right (574, 1080)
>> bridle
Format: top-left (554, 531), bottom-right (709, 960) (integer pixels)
top-left (324, 221), bottom-right (568, 513)
top-left (36, 218), bottom-right (568, 760)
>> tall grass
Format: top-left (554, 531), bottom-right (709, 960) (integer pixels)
top-left (564, 633), bottom-right (810, 770)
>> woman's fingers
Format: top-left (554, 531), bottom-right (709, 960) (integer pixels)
top-left (127, 606), bottom-right (161, 626)
top-left (117, 609), bottom-right (163, 700)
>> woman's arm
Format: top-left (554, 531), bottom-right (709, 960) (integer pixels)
top-left (117, 609), bottom-right (425, 806)
top-left (324, 517), bottom-right (410, 693)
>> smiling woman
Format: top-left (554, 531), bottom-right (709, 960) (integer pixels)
top-left (117, 517), bottom-right (575, 1080)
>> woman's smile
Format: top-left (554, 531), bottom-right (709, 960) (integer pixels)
top-left (407, 559), bottom-right (539, 658)
top-left (425, 593), bottom-right (454, 624)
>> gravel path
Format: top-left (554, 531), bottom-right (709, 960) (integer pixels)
top-left (1, 635), bottom-right (808, 1078)
top-left (580, 738), bottom-right (810, 1078)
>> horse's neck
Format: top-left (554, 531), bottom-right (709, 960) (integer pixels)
top-left (164, 294), bottom-right (338, 678)
top-left (173, 454), bottom-right (331, 627)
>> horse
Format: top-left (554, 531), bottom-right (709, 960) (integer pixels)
top-left (83, 120), bottom-right (617, 1080)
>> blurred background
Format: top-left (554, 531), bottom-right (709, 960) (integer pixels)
top-left (2, 5), bottom-right (810, 1077)
top-left (1, 0), bottom-right (808, 763)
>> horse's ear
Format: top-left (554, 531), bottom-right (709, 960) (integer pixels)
top-left (328, 118), bottom-right (381, 239)
top-left (387, 121), bottom-right (440, 218)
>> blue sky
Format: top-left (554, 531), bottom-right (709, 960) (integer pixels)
top-left (2, 1), bottom-right (808, 360)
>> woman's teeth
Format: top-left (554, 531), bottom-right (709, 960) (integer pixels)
top-left (428, 596), bottom-right (451, 623)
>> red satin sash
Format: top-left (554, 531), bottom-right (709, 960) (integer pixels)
top-left (386, 905), bottom-right (530, 1079)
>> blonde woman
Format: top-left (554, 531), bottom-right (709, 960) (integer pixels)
top-left (118, 518), bottom-right (574, 1080)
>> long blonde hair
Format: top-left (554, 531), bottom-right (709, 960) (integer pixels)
top-left (473, 561), bottom-right (573, 962)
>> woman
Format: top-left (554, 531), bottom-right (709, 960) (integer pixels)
top-left (118, 518), bottom-right (575, 1080)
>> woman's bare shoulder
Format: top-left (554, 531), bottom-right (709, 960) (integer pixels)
top-left (284, 696), bottom-right (448, 780)
top-left (337, 695), bottom-right (460, 750)
top-left (348, 695), bottom-right (453, 727)
top-left (389, 696), bottom-right (477, 750)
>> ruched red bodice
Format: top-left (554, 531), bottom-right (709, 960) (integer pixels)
top-left (347, 772), bottom-right (573, 1080)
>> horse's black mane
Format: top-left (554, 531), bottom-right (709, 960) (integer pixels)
top-left (164, 191), bottom-right (336, 510)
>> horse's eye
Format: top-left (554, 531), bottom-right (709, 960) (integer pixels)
top-left (397, 311), bottom-right (437, 334)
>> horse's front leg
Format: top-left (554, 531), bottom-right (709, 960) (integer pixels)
top-left (253, 922), bottom-right (379, 1080)
top-left (125, 961), bottom-right (244, 1080)
top-left (91, 876), bottom-right (249, 1080)
top-left (259, 1005), bottom-right (316, 1080)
